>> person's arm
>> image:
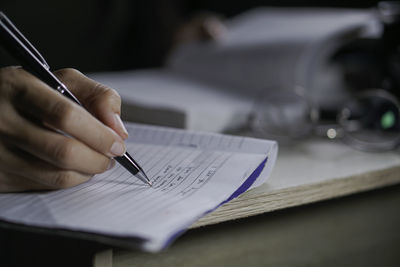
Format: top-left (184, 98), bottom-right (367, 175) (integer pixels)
top-left (0, 67), bottom-right (128, 192)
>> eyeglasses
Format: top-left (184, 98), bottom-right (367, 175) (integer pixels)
top-left (247, 89), bottom-right (400, 152)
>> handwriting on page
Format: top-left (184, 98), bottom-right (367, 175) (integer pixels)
top-left (0, 123), bottom-right (277, 252)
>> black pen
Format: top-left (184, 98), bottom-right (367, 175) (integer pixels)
top-left (0, 11), bottom-right (152, 186)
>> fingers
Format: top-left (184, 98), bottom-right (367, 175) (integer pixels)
top-left (0, 67), bottom-right (121, 192)
top-left (0, 172), bottom-right (49, 192)
top-left (0, 144), bottom-right (93, 192)
top-left (0, 169), bottom-right (91, 192)
top-left (8, 68), bottom-right (126, 158)
top-left (54, 68), bottom-right (129, 139)
top-left (1, 108), bottom-right (114, 174)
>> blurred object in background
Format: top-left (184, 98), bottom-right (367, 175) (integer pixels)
top-left (332, 1), bottom-right (400, 102)
top-left (0, 0), bottom-right (386, 72)
top-left (166, 4), bottom-right (400, 150)
top-left (167, 7), bottom-right (379, 114)
top-left (167, 7), bottom-right (378, 103)
top-left (2, 0), bottom-right (398, 151)
top-left (338, 89), bottom-right (400, 151)
top-left (93, 7), bottom-right (393, 141)
top-left (379, 1), bottom-right (400, 97)
top-left (249, 89), bottom-right (315, 142)
top-left (249, 88), bottom-right (400, 152)
top-left (172, 13), bottom-right (227, 49)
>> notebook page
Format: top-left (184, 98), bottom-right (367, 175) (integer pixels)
top-left (0, 123), bottom-right (277, 251)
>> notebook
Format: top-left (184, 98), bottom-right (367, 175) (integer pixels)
top-left (0, 123), bottom-right (277, 252)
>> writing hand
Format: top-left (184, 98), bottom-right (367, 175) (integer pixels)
top-left (0, 67), bottom-right (129, 192)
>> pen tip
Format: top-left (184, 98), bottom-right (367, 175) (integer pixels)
top-left (142, 172), bottom-right (152, 187)
top-left (134, 171), bottom-right (152, 187)
top-left (142, 171), bottom-right (153, 186)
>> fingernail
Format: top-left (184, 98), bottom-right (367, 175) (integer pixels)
top-left (107, 159), bottom-right (116, 170)
top-left (115, 114), bottom-right (129, 139)
top-left (110, 141), bottom-right (126, 156)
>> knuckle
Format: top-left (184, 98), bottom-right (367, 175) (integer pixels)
top-left (96, 158), bottom-right (111, 173)
top-left (0, 108), bottom-right (19, 141)
top-left (48, 100), bottom-right (74, 128)
top-left (51, 171), bottom-right (75, 188)
top-left (0, 67), bottom-right (21, 95)
top-left (90, 130), bottom-right (113, 155)
top-left (86, 85), bottom-right (121, 112)
top-left (106, 88), bottom-right (121, 105)
top-left (51, 140), bottom-right (76, 167)
top-left (103, 87), bottom-right (120, 100)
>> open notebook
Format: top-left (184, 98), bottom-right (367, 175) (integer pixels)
top-left (0, 123), bottom-right (277, 252)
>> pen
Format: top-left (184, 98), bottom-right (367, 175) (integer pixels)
top-left (0, 11), bottom-right (152, 187)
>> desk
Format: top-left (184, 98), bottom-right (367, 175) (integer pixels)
top-left (1, 140), bottom-right (400, 267)
top-left (111, 184), bottom-right (400, 267)
top-left (1, 184), bottom-right (399, 267)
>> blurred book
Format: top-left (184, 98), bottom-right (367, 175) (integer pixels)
top-left (90, 7), bottom-right (380, 132)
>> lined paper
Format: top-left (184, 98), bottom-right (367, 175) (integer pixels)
top-left (0, 123), bottom-right (277, 251)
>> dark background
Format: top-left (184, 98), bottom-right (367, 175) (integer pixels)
top-left (0, 1), bottom-right (398, 267)
top-left (0, 0), bottom-right (382, 72)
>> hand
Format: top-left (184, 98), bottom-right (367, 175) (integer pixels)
top-left (0, 67), bottom-right (129, 192)
top-left (172, 13), bottom-right (227, 49)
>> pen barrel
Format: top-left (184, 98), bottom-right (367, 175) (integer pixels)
top-left (115, 155), bottom-right (139, 175)
top-left (1, 12), bottom-right (148, 185)
top-left (1, 16), bottom-right (80, 105)
top-left (0, 19), bottom-right (44, 76)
